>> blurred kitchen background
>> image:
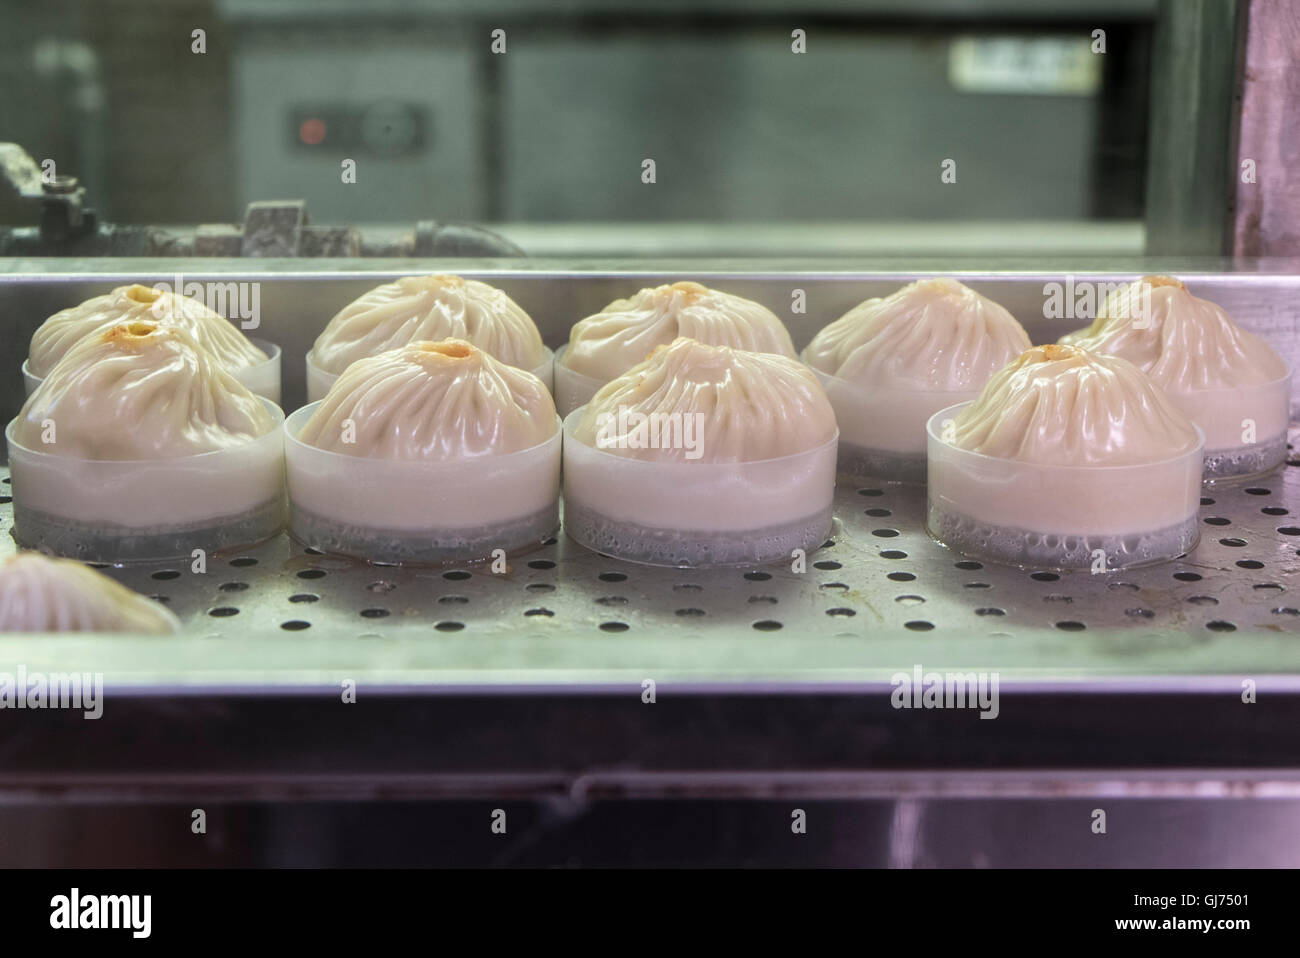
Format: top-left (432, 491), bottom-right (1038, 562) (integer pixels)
top-left (0, 0), bottom-right (1260, 257)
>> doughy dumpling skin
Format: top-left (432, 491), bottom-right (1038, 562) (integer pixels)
top-left (561, 281), bottom-right (796, 381)
top-left (29, 284), bottom-right (267, 378)
top-left (950, 344), bottom-right (1201, 466)
top-left (311, 275), bottom-right (546, 375)
top-left (572, 337), bottom-right (836, 463)
top-left (13, 320), bottom-right (274, 460)
top-left (804, 278), bottom-right (1030, 390)
top-left (299, 339), bottom-right (557, 460)
top-left (0, 552), bottom-right (180, 633)
top-left (1059, 275), bottom-right (1287, 390)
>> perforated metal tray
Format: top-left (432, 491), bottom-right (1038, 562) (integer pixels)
top-left (1, 430), bottom-right (1297, 690)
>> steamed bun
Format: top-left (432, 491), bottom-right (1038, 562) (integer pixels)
top-left (311, 275), bottom-right (546, 375)
top-left (804, 278), bottom-right (1030, 390)
top-left (1059, 275), bottom-right (1286, 390)
top-left (28, 284), bottom-right (267, 378)
top-left (571, 337), bottom-right (836, 463)
top-left (0, 552), bottom-right (180, 633)
top-left (299, 339), bottom-right (557, 460)
top-left (950, 344), bottom-right (1200, 466)
top-left (561, 281), bottom-right (796, 381)
top-left (13, 320), bottom-right (275, 460)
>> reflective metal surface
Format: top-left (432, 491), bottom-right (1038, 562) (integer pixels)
top-left (2, 785), bottom-right (1299, 867)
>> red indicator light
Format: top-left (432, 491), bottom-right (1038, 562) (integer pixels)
top-left (299, 118), bottom-right (326, 145)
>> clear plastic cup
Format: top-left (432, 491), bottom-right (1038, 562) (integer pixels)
top-left (1168, 365), bottom-right (1292, 481)
top-left (561, 408), bottom-right (838, 567)
top-left (239, 337), bottom-right (283, 405)
top-left (6, 398), bottom-right (286, 562)
top-left (284, 402), bottom-right (561, 564)
top-left (925, 403), bottom-right (1204, 571)
top-left (809, 366), bottom-right (978, 483)
top-left (553, 344), bottom-right (608, 417)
